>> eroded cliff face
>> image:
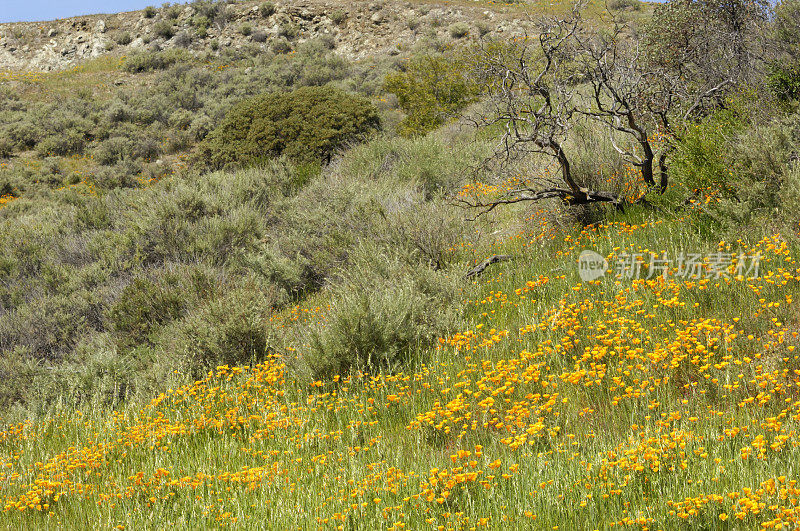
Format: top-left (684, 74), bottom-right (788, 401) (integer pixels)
top-left (0, 0), bottom-right (527, 72)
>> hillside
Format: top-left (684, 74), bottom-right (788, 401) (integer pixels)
top-left (0, 0), bottom-right (631, 72)
top-left (1, 0), bottom-right (800, 529)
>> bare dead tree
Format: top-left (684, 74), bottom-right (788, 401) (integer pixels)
top-left (460, 0), bottom-right (771, 219)
top-left (573, 21), bottom-right (666, 195)
top-left (462, 6), bottom-right (623, 219)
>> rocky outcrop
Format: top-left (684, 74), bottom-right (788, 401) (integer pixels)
top-left (0, 0), bottom-right (525, 72)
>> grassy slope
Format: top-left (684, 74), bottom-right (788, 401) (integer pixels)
top-left (1, 193), bottom-right (799, 529)
top-left (4, 1), bottom-right (799, 529)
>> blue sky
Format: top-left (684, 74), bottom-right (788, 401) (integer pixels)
top-left (1, 0), bottom-right (180, 23)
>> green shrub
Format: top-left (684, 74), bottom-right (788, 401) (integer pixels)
top-left (609, 0), bottom-right (642, 10)
top-left (168, 284), bottom-right (277, 372)
top-left (109, 275), bottom-right (188, 347)
top-left (35, 131), bottom-right (85, 157)
top-left (448, 22), bottom-right (470, 39)
top-left (251, 29), bottom-right (268, 43)
top-left (336, 135), bottom-right (469, 197)
top-left (260, 2), bottom-right (276, 17)
top-left (271, 37), bottom-right (291, 53)
top-left (7, 120), bottom-right (41, 149)
top-left (38, 157), bottom-right (64, 187)
top-left (153, 20), bottom-right (176, 39)
top-left (675, 110), bottom-right (800, 230)
top-left (304, 245), bottom-right (458, 377)
top-left (212, 4), bottom-right (230, 28)
top-left (240, 23), bottom-right (253, 36)
top-left (278, 22), bottom-right (299, 40)
top-left (94, 136), bottom-right (158, 165)
top-left (173, 31), bottom-right (192, 47)
top-left (261, 135), bottom-right (470, 295)
top-left (773, 0), bottom-right (800, 55)
top-left (163, 3), bottom-right (183, 19)
top-left (195, 85), bottom-right (380, 169)
top-left (192, 0), bottom-right (221, 19)
top-left (0, 137), bottom-right (12, 159)
top-left (722, 113), bottom-right (800, 220)
top-left (318, 34), bottom-right (336, 50)
top-left (384, 52), bottom-right (479, 137)
top-left (90, 162), bottom-right (141, 189)
top-left (144, 5), bottom-right (157, 18)
top-left (784, 162), bottom-right (800, 224)
top-left (192, 15), bottom-right (210, 37)
top-left (0, 87), bottom-right (23, 113)
top-left (767, 61), bottom-right (800, 104)
top-left (116, 31), bottom-right (132, 45)
top-left (260, 38), bottom-right (348, 85)
top-left (329, 9), bottom-right (346, 25)
top-left (672, 111), bottom-right (745, 197)
top-left (0, 348), bottom-right (48, 408)
top-left (122, 49), bottom-right (189, 72)
top-left (94, 136), bottom-right (131, 165)
top-left (0, 294), bottom-right (93, 364)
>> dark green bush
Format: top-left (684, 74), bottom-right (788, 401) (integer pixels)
top-left (192, 15), bottom-right (210, 36)
top-left (271, 37), bottom-right (291, 54)
top-left (0, 349), bottom-right (43, 408)
top-left (90, 161), bottom-right (141, 189)
top-left (195, 85), bottom-right (380, 169)
top-left (767, 61), bottom-right (800, 104)
top-left (675, 109), bottom-right (800, 230)
top-left (0, 87), bottom-right (23, 112)
top-left (672, 114), bottom-right (742, 197)
top-left (0, 293), bottom-right (92, 363)
top-left (144, 5), bottom-right (157, 18)
top-left (94, 136), bottom-right (132, 165)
